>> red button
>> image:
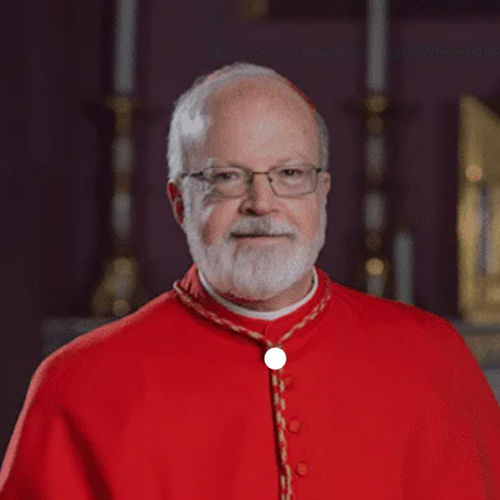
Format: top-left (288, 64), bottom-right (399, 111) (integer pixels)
top-left (288, 419), bottom-right (302, 433)
top-left (295, 462), bottom-right (310, 477)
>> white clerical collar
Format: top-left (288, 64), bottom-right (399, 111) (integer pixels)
top-left (198, 267), bottom-right (318, 320)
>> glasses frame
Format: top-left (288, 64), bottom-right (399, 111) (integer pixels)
top-left (180, 164), bottom-right (328, 198)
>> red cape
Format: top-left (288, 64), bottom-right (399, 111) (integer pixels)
top-left (1, 265), bottom-right (500, 499)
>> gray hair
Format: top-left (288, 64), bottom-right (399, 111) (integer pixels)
top-left (166, 62), bottom-right (330, 184)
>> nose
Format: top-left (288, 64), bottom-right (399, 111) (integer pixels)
top-left (240, 172), bottom-right (278, 215)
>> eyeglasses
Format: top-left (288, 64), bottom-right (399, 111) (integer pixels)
top-left (180, 164), bottom-right (327, 198)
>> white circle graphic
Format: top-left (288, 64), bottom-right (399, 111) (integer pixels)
top-left (264, 347), bottom-right (287, 370)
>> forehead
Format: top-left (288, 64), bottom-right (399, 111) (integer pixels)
top-left (198, 77), bottom-right (320, 164)
top-left (205, 76), bottom-right (315, 120)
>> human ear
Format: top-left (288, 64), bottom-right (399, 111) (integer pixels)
top-left (325, 172), bottom-right (331, 194)
top-left (167, 181), bottom-right (185, 227)
top-left (321, 171), bottom-right (331, 196)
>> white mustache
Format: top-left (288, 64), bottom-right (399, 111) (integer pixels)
top-left (229, 219), bottom-right (296, 238)
top-left (232, 233), bottom-right (291, 237)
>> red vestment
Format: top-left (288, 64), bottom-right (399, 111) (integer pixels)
top-left (1, 265), bottom-right (500, 499)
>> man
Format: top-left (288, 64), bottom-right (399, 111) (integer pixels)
top-left (1, 63), bottom-right (500, 500)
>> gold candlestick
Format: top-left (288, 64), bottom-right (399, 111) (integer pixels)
top-left (91, 96), bottom-right (147, 318)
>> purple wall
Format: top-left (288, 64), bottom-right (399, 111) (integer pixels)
top-left (0, 0), bottom-right (37, 457)
top-left (392, 21), bottom-right (500, 315)
top-left (0, 0), bottom-right (114, 456)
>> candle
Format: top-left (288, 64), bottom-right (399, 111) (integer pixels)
top-left (367, 274), bottom-right (385, 297)
top-left (366, 0), bottom-right (389, 92)
top-left (364, 190), bottom-right (386, 232)
top-left (113, 0), bottom-right (139, 94)
top-left (394, 229), bottom-right (414, 304)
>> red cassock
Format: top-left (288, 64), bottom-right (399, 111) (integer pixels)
top-left (1, 264), bottom-right (500, 499)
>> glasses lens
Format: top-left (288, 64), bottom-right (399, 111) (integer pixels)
top-left (271, 165), bottom-right (316, 195)
top-left (204, 166), bottom-right (246, 196)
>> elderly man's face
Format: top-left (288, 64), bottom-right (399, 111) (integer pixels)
top-left (168, 78), bottom-right (331, 302)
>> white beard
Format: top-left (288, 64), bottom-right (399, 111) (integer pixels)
top-left (183, 198), bottom-right (327, 301)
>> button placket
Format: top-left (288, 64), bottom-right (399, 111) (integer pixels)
top-left (173, 279), bottom-right (333, 500)
top-left (284, 374), bottom-right (295, 391)
top-left (288, 418), bottom-right (302, 434)
top-left (283, 374), bottom-right (310, 487)
top-left (295, 461), bottom-right (310, 477)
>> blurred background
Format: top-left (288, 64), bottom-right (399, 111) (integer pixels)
top-left (1, 0), bottom-right (500, 460)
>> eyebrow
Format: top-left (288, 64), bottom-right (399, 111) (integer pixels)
top-left (207, 156), bottom-right (312, 168)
